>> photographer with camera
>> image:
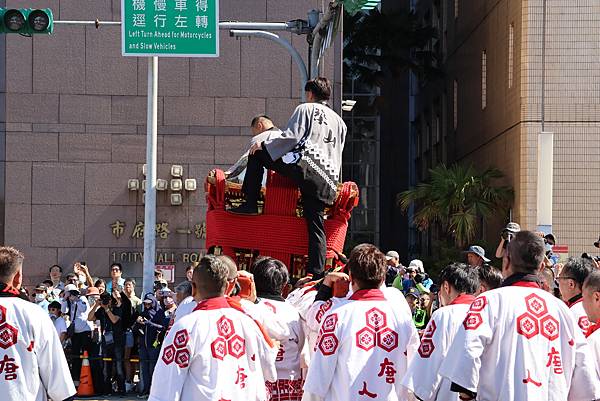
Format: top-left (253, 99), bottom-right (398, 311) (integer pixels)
top-left (495, 222), bottom-right (521, 259)
top-left (136, 293), bottom-right (166, 397)
top-left (88, 289), bottom-right (126, 395)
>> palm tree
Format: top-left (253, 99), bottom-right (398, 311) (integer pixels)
top-left (397, 164), bottom-right (514, 248)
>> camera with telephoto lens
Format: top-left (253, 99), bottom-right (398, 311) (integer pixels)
top-left (501, 222), bottom-right (521, 248)
top-left (100, 292), bottom-right (112, 306)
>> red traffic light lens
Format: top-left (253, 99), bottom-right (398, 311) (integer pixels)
top-left (4, 9), bottom-right (26, 32)
top-left (28, 10), bottom-right (50, 32)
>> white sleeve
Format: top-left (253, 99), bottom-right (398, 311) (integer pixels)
top-left (256, 328), bottom-right (277, 382)
top-left (305, 299), bottom-right (332, 334)
top-left (56, 318), bottom-right (67, 334)
top-left (37, 313), bottom-right (76, 400)
top-left (439, 297), bottom-right (494, 392)
top-left (568, 331), bottom-right (600, 401)
top-left (148, 321), bottom-right (195, 401)
top-left (401, 312), bottom-right (446, 401)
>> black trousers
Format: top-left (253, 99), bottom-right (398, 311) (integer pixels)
top-left (243, 149), bottom-right (327, 277)
top-left (70, 331), bottom-right (103, 393)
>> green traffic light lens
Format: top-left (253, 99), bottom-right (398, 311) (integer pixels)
top-left (4, 9), bottom-right (26, 32)
top-left (28, 10), bottom-right (50, 32)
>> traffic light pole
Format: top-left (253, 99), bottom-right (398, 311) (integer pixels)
top-left (142, 56), bottom-right (159, 299)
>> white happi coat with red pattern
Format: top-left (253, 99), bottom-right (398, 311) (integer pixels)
top-left (586, 324), bottom-right (600, 381)
top-left (568, 298), bottom-right (591, 335)
top-left (0, 296), bottom-right (76, 401)
top-left (287, 286), bottom-right (318, 357)
top-left (401, 294), bottom-right (475, 401)
top-left (148, 297), bottom-right (277, 401)
top-left (439, 283), bottom-right (600, 401)
top-left (302, 288), bottom-right (419, 401)
top-left (257, 298), bottom-right (306, 401)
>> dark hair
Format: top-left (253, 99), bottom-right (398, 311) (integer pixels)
top-left (477, 265), bottom-right (503, 291)
top-left (110, 263), bottom-right (123, 272)
top-left (562, 257), bottom-right (594, 288)
top-left (65, 273), bottom-right (77, 280)
top-left (94, 278), bottom-right (106, 288)
top-left (250, 115), bottom-right (272, 127)
top-left (507, 231), bottom-right (545, 273)
top-left (194, 255), bottom-right (230, 297)
top-left (304, 77), bottom-right (331, 101)
top-left (347, 243), bottom-right (386, 289)
top-left (175, 281), bottom-right (193, 297)
top-left (186, 264), bottom-right (196, 272)
top-left (42, 279), bottom-right (53, 287)
top-left (251, 257), bottom-right (289, 297)
top-left (48, 301), bottom-right (62, 310)
top-left (49, 264), bottom-right (63, 273)
top-left (583, 270), bottom-right (600, 293)
top-left (124, 278), bottom-right (136, 286)
top-left (216, 255), bottom-right (238, 280)
top-left (439, 263), bottom-right (480, 294)
top-left (0, 247), bottom-right (24, 282)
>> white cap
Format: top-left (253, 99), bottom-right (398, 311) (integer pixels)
top-left (409, 259), bottom-right (424, 273)
top-left (64, 284), bottom-right (79, 293)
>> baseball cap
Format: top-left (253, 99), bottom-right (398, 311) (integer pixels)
top-left (464, 245), bottom-right (491, 263)
top-left (503, 222), bottom-right (521, 234)
top-left (409, 259), bottom-right (424, 273)
top-left (35, 284), bottom-right (47, 292)
top-left (386, 251), bottom-right (399, 261)
top-left (406, 287), bottom-right (420, 298)
top-left (64, 283), bottom-right (79, 294)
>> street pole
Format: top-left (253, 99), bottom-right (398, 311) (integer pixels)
top-left (142, 56), bottom-right (158, 298)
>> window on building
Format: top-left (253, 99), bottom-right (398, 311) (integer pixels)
top-left (508, 23), bottom-right (514, 88)
top-left (481, 50), bottom-right (487, 110)
top-left (454, 0), bottom-right (459, 19)
top-left (453, 80), bottom-right (458, 130)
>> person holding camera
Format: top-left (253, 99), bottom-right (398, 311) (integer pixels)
top-left (495, 222), bottom-right (521, 258)
top-left (137, 293), bottom-right (166, 397)
top-left (88, 290), bottom-right (126, 395)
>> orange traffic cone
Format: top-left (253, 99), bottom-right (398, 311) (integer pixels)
top-left (77, 351), bottom-right (95, 396)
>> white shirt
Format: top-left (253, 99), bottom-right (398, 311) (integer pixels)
top-left (173, 296), bottom-right (197, 324)
top-left (0, 296), bottom-right (75, 401)
top-left (51, 315), bottom-right (67, 337)
top-left (568, 299), bottom-right (591, 335)
top-left (257, 298), bottom-right (306, 401)
top-left (439, 284), bottom-right (600, 401)
top-left (302, 288), bottom-right (419, 401)
top-left (148, 297), bottom-right (277, 401)
top-left (61, 296), bottom-right (93, 333)
top-left (401, 295), bottom-right (475, 401)
top-left (586, 326), bottom-right (600, 381)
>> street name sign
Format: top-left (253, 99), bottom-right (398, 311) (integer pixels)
top-left (121, 0), bottom-right (219, 57)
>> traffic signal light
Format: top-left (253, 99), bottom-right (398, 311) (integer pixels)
top-left (0, 8), bottom-right (53, 35)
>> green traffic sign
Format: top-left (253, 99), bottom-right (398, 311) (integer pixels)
top-left (121, 0), bottom-right (219, 57)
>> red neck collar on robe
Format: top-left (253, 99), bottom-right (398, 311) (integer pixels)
top-left (511, 281), bottom-right (541, 288)
top-left (566, 293), bottom-right (583, 308)
top-left (193, 296), bottom-right (230, 311)
top-left (349, 288), bottom-right (386, 301)
top-left (587, 322), bottom-right (599, 338)
top-left (450, 294), bottom-right (476, 305)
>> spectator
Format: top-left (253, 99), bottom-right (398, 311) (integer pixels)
top-left (161, 290), bottom-right (178, 330)
top-left (106, 263), bottom-right (125, 295)
top-left (41, 279), bottom-right (59, 302)
top-left (136, 293), bottom-right (166, 396)
top-left (61, 283), bottom-right (98, 387)
top-left (582, 270), bottom-right (600, 379)
top-left (95, 278), bottom-right (107, 295)
top-left (405, 287), bottom-right (419, 313)
top-left (463, 245), bottom-right (490, 268)
top-left (172, 281), bottom-right (195, 324)
top-left (64, 273), bottom-right (79, 288)
top-left (539, 266), bottom-right (557, 294)
top-left (122, 278), bottom-right (140, 393)
top-left (73, 262), bottom-right (93, 288)
top-left (558, 257), bottom-right (595, 334)
top-left (475, 265), bottom-right (503, 294)
top-left (48, 264), bottom-right (65, 296)
top-left (88, 290), bottom-right (126, 395)
top-left (154, 269), bottom-right (164, 282)
top-left (494, 221), bottom-right (520, 259)
top-left (385, 250), bottom-right (402, 287)
top-left (48, 300), bottom-right (68, 344)
top-left (33, 283), bottom-right (50, 310)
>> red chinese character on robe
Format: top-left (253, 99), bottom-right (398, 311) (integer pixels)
top-left (546, 347), bottom-right (563, 374)
top-left (235, 366), bottom-right (247, 389)
top-left (377, 357), bottom-right (396, 384)
top-left (0, 354), bottom-right (19, 380)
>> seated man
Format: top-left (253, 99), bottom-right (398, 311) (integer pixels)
top-left (148, 255), bottom-right (277, 401)
top-left (402, 263), bottom-right (480, 400)
top-left (230, 77), bottom-right (347, 278)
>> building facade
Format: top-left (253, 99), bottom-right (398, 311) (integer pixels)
top-left (1, 0), bottom-right (342, 285)
top-left (410, 0), bottom-right (600, 257)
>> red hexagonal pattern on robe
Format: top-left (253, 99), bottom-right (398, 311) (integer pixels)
top-left (317, 333), bottom-right (339, 356)
top-left (356, 327), bottom-right (376, 351)
top-left (578, 316), bottom-right (590, 332)
top-left (161, 344), bottom-right (176, 365)
top-left (365, 307), bottom-right (387, 332)
top-left (469, 296), bottom-right (487, 312)
top-left (174, 349), bottom-right (191, 368)
top-left (216, 316), bottom-right (235, 339)
top-left (0, 305), bottom-right (6, 324)
top-left (211, 337), bottom-right (227, 360)
top-left (516, 312), bottom-right (539, 339)
top-left (0, 323), bottom-right (18, 349)
top-left (463, 313), bottom-right (483, 331)
top-left (418, 338), bottom-right (435, 358)
top-left (377, 327), bottom-right (399, 352)
top-left (321, 313), bottom-right (338, 333)
top-left (524, 293), bottom-right (548, 318)
top-left (173, 329), bottom-right (190, 349)
top-left (540, 315), bottom-right (560, 341)
top-left (227, 334), bottom-right (246, 359)
top-left (422, 320), bottom-right (437, 339)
